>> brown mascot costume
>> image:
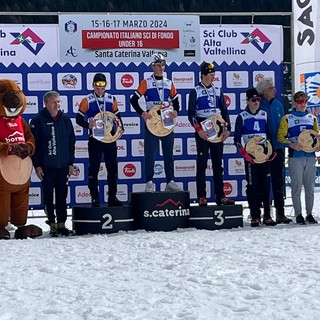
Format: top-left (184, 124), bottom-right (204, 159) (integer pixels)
top-left (0, 79), bottom-right (42, 240)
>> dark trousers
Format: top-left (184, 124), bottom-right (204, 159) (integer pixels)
top-left (195, 133), bottom-right (224, 200)
top-left (270, 148), bottom-right (285, 210)
top-left (245, 161), bottom-right (271, 219)
top-left (42, 167), bottom-right (69, 224)
top-left (88, 137), bottom-right (118, 200)
top-left (144, 126), bottom-right (174, 183)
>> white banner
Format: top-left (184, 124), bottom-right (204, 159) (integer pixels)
top-left (200, 24), bottom-right (283, 65)
top-left (0, 25), bottom-right (58, 67)
top-left (293, 0), bottom-right (320, 107)
top-left (58, 14), bottom-right (200, 64)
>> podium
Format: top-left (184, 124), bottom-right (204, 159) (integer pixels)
top-left (71, 193), bottom-right (243, 235)
top-left (130, 191), bottom-right (190, 231)
top-left (189, 204), bottom-right (243, 230)
top-left (72, 205), bottom-right (134, 235)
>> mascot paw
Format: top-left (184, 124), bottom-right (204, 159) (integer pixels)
top-left (11, 143), bottom-right (31, 159)
top-left (14, 224), bottom-right (43, 239)
top-left (0, 227), bottom-right (10, 240)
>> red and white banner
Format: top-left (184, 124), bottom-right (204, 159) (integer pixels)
top-left (58, 14), bottom-right (200, 64)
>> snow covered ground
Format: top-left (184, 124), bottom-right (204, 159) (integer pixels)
top-left (1, 188), bottom-right (320, 320)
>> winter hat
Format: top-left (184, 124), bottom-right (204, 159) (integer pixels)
top-left (246, 88), bottom-right (260, 100)
top-left (93, 73), bottom-right (107, 87)
top-left (200, 62), bottom-right (215, 75)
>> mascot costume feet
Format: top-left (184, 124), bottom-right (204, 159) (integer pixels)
top-left (0, 79), bottom-right (42, 239)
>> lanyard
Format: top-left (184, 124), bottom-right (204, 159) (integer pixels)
top-left (200, 82), bottom-right (216, 112)
top-left (153, 74), bottom-right (165, 104)
top-left (94, 93), bottom-right (106, 121)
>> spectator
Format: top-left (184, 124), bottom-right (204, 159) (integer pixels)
top-left (256, 78), bottom-right (292, 223)
top-left (30, 91), bottom-right (75, 237)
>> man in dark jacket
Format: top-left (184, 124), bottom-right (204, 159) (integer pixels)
top-left (30, 91), bottom-right (75, 237)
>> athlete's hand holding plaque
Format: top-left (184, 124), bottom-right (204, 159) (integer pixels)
top-left (200, 115), bottom-right (227, 143)
top-left (146, 103), bottom-right (176, 137)
top-left (92, 111), bottom-right (123, 143)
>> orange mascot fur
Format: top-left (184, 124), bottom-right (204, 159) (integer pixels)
top-left (0, 79), bottom-right (42, 239)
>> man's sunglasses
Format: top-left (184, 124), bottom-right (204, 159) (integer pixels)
top-left (295, 99), bottom-right (307, 104)
top-left (249, 97), bottom-right (261, 103)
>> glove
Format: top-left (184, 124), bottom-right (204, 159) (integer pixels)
top-left (239, 147), bottom-right (255, 164)
top-left (10, 143), bottom-right (32, 159)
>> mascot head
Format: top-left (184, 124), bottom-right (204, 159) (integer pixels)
top-left (0, 79), bottom-right (27, 118)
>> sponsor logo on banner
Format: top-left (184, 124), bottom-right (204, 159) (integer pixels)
top-left (228, 158), bottom-right (245, 175)
top-left (118, 162), bottom-right (141, 179)
top-left (75, 141), bottom-right (89, 158)
top-left (69, 163), bottom-right (85, 181)
top-left (252, 71), bottom-right (275, 87)
top-left (104, 184), bottom-right (128, 202)
top-left (114, 95), bottom-right (126, 113)
top-left (240, 92), bottom-right (247, 110)
top-left (143, 198), bottom-right (190, 218)
top-left (123, 164), bottom-right (136, 178)
top-left (58, 73), bottom-right (82, 90)
top-left (29, 187), bottom-right (42, 206)
top-left (73, 95), bottom-right (85, 113)
top-left (27, 73), bottom-right (52, 91)
top-left (213, 72), bottom-right (222, 89)
top-left (240, 28), bottom-right (272, 53)
top-left (121, 74), bottom-right (134, 88)
top-left (131, 139), bottom-right (144, 156)
top-left (0, 73), bottom-right (23, 88)
top-left (223, 137), bottom-right (237, 154)
top-left (224, 93), bottom-right (236, 110)
top-left (25, 96), bottom-right (39, 114)
top-left (187, 137), bottom-right (197, 155)
top-left (154, 163), bottom-right (165, 177)
top-left (117, 139), bottom-right (127, 157)
top-left (65, 21), bottom-right (77, 34)
top-left (116, 72), bottom-right (139, 90)
top-left (174, 160), bottom-right (196, 177)
top-left (174, 116), bottom-right (194, 133)
top-left (71, 118), bottom-right (83, 136)
top-left (171, 71), bottom-right (194, 89)
top-left (226, 71), bottom-right (248, 88)
top-left (201, 25), bottom-right (282, 65)
top-left (75, 185), bottom-right (91, 204)
top-left (10, 28), bottom-right (45, 55)
top-left (59, 95), bottom-right (68, 113)
top-left (223, 181), bottom-right (237, 197)
top-left (122, 117), bottom-right (140, 134)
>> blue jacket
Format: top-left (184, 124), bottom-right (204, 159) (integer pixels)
top-left (30, 108), bottom-right (75, 168)
top-left (260, 98), bottom-right (285, 150)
